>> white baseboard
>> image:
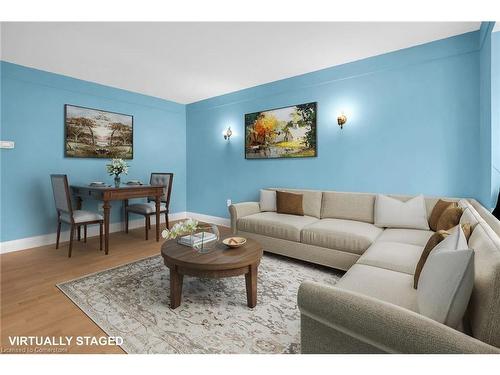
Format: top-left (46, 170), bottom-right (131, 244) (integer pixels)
top-left (0, 211), bottom-right (230, 254)
top-left (185, 212), bottom-right (231, 228)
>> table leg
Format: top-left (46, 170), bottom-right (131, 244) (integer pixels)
top-left (103, 200), bottom-right (111, 255)
top-left (245, 263), bottom-right (258, 308)
top-left (155, 195), bottom-right (161, 242)
top-left (124, 199), bottom-right (129, 233)
top-left (169, 266), bottom-right (184, 309)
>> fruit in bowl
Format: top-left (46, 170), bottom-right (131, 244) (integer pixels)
top-left (222, 237), bottom-right (247, 248)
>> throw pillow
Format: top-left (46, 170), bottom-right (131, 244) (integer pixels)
top-left (436, 205), bottom-right (464, 231)
top-left (413, 223), bottom-right (473, 289)
top-left (417, 226), bottom-right (474, 328)
top-left (429, 199), bottom-right (457, 231)
top-left (374, 194), bottom-right (429, 230)
top-left (413, 230), bottom-right (449, 289)
top-left (259, 189), bottom-right (276, 212)
top-left (276, 191), bottom-right (304, 216)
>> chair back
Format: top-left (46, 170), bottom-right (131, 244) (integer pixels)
top-left (50, 174), bottom-right (73, 216)
top-left (149, 173), bottom-right (173, 206)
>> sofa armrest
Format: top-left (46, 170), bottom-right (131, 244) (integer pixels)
top-left (228, 202), bottom-right (260, 234)
top-left (297, 281), bottom-right (500, 354)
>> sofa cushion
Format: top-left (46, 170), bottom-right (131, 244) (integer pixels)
top-left (321, 191), bottom-right (375, 223)
top-left (376, 228), bottom-right (434, 247)
top-left (301, 219), bottom-right (383, 255)
top-left (237, 212), bottom-right (318, 242)
top-left (268, 188), bottom-right (322, 218)
top-left (459, 203), bottom-right (480, 231)
top-left (357, 241), bottom-right (424, 275)
top-left (336, 264), bottom-right (418, 312)
top-left (374, 194), bottom-right (430, 230)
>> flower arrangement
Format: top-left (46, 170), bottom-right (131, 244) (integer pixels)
top-left (162, 218), bottom-right (220, 253)
top-left (162, 218), bottom-right (199, 240)
top-left (106, 158), bottom-right (129, 187)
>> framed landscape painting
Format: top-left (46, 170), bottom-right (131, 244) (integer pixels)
top-left (64, 104), bottom-right (133, 159)
top-left (245, 102), bottom-right (317, 159)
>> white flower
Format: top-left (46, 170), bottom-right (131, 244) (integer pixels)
top-left (161, 219), bottom-right (201, 240)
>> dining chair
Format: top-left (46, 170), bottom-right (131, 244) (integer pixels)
top-left (50, 174), bottom-right (104, 257)
top-left (125, 172), bottom-right (173, 240)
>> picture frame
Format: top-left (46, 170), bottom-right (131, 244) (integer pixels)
top-left (64, 104), bottom-right (134, 159)
top-left (244, 102), bottom-right (317, 159)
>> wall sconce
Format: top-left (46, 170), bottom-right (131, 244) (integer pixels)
top-left (223, 126), bottom-right (233, 140)
top-left (337, 113), bottom-right (347, 129)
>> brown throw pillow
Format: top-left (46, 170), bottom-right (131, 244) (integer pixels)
top-left (429, 199), bottom-right (456, 231)
top-left (276, 191), bottom-right (304, 216)
top-left (436, 206), bottom-right (464, 231)
top-left (413, 223), bottom-right (472, 289)
top-left (414, 230), bottom-right (449, 289)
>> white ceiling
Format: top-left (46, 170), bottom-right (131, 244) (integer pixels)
top-left (0, 22), bottom-right (481, 104)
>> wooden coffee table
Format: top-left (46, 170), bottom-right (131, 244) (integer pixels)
top-left (161, 238), bottom-right (263, 309)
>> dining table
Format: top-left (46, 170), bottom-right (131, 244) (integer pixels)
top-left (70, 184), bottom-right (165, 254)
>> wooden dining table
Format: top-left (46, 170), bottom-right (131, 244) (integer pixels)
top-left (70, 184), bottom-right (165, 254)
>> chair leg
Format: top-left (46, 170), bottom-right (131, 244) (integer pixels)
top-left (68, 225), bottom-right (75, 258)
top-left (165, 212), bottom-right (169, 229)
top-left (145, 216), bottom-right (149, 240)
top-left (99, 222), bottom-right (103, 251)
top-left (148, 216), bottom-right (152, 230)
top-left (56, 221), bottom-right (61, 249)
top-left (84, 225), bottom-right (87, 243)
top-left (77, 225), bottom-right (81, 241)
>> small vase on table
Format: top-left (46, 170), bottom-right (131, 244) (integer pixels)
top-left (114, 175), bottom-right (121, 188)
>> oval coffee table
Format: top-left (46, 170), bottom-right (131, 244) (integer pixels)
top-left (161, 237), bottom-right (263, 309)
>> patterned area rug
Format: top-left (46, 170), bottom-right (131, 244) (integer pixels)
top-left (57, 253), bottom-right (342, 354)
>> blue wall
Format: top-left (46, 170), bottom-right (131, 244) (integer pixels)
top-left (186, 31), bottom-right (482, 218)
top-left (479, 23), bottom-right (494, 207)
top-left (0, 62), bottom-right (187, 242)
top-left (492, 31), bottom-right (500, 208)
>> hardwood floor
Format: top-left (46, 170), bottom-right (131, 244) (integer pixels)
top-left (0, 221), bottom-right (230, 354)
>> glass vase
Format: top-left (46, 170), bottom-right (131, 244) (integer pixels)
top-left (114, 175), bottom-right (121, 187)
top-left (190, 224), bottom-right (220, 254)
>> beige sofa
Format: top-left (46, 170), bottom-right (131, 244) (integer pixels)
top-left (229, 188), bottom-right (500, 353)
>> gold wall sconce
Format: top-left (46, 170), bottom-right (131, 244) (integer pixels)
top-left (223, 126), bottom-right (233, 140)
top-left (337, 113), bottom-right (347, 129)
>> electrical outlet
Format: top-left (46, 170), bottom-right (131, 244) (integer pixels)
top-left (0, 141), bottom-right (15, 149)
top-left (226, 199), bottom-right (232, 207)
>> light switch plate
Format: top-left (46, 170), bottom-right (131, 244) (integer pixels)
top-left (226, 199), bottom-right (232, 207)
top-left (0, 141), bottom-right (15, 149)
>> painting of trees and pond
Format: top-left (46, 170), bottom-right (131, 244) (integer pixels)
top-left (65, 105), bottom-right (133, 159)
top-left (245, 102), bottom-right (317, 159)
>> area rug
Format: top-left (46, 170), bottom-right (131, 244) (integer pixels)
top-left (57, 253), bottom-right (342, 354)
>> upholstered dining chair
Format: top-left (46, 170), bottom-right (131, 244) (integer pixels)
top-left (125, 172), bottom-right (173, 240)
top-left (50, 174), bottom-right (104, 257)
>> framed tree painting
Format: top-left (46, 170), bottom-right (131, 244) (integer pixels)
top-left (245, 102), bottom-right (317, 159)
top-left (64, 104), bottom-right (133, 159)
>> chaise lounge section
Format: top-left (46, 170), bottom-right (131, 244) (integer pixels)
top-left (229, 188), bottom-right (500, 353)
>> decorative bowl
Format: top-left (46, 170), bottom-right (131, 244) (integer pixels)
top-left (222, 237), bottom-right (247, 248)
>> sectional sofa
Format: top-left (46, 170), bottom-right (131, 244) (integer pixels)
top-left (228, 188), bottom-right (500, 353)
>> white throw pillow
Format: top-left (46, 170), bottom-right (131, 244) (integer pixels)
top-left (374, 194), bottom-right (429, 230)
top-left (259, 189), bottom-right (276, 212)
top-left (417, 227), bottom-right (474, 328)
